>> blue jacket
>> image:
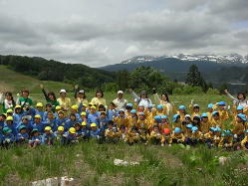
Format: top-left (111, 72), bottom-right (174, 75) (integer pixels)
top-left (107, 109), bottom-right (118, 121)
top-left (4, 124), bottom-right (18, 136)
top-left (17, 132), bottom-right (29, 142)
top-left (42, 119), bottom-right (58, 132)
top-left (64, 119), bottom-right (79, 131)
top-left (13, 113), bottom-right (23, 125)
top-left (90, 129), bottom-right (101, 138)
top-left (41, 133), bottom-right (56, 145)
top-left (32, 122), bottom-right (45, 134)
top-left (3, 133), bottom-right (16, 143)
top-left (29, 135), bottom-right (42, 144)
top-left (87, 113), bottom-right (100, 127)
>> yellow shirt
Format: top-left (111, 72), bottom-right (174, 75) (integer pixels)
top-left (232, 122), bottom-right (245, 135)
top-left (90, 97), bottom-right (106, 106)
top-left (114, 116), bottom-right (129, 128)
top-left (200, 121), bottom-right (212, 134)
top-left (57, 97), bottom-right (71, 111)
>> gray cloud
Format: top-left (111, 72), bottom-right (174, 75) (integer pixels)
top-left (0, 0), bottom-right (247, 67)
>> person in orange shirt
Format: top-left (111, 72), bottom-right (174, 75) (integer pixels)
top-left (200, 113), bottom-right (211, 134)
top-left (232, 113), bottom-right (247, 143)
top-left (113, 109), bottom-right (129, 129)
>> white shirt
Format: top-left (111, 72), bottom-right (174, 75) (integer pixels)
top-left (112, 98), bottom-right (127, 110)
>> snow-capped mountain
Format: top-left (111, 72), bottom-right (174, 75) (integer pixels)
top-left (121, 53), bottom-right (248, 65)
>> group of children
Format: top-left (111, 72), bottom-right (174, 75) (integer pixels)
top-left (0, 86), bottom-right (248, 150)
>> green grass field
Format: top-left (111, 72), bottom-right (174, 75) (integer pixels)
top-left (0, 65), bottom-right (248, 186)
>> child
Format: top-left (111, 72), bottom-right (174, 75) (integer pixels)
top-left (64, 113), bottom-right (79, 131)
top-left (216, 101), bottom-right (229, 122)
top-left (2, 127), bottom-right (15, 148)
top-left (177, 105), bottom-right (187, 122)
top-left (13, 105), bottom-right (23, 125)
top-left (161, 115), bottom-right (171, 130)
top-left (42, 126), bottom-right (55, 146)
top-left (189, 126), bottom-right (203, 146)
top-left (125, 103), bottom-right (133, 119)
top-left (213, 127), bottom-right (222, 147)
top-left (89, 123), bottom-right (101, 139)
top-left (203, 127), bottom-right (216, 148)
top-left (172, 114), bottom-right (181, 129)
top-left (162, 128), bottom-right (171, 145)
top-left (232, 113), bottom-right (247, 143)
top-left (54, 126), bottom-right (66, 144)
top-left (99, 111), bottom-right (109, 131)
top-left (43, 111), bottom-right (57, 132)
top-left (5, 116), bottom-right (18, 136)
top-left (137, 112), bottom-right (149, 130)
top-left (169, 127), bottom-right (185, 146)
top-left (105, 120), bottom-right (120, 143)
top-left (16, 125), bottom-right (29, 144)
top-left (55, 110), bottom-right (67, 128)
top-left (210, 111), bottom-right (223, 129)
top-left (218, 130), bottom-right (233, 149)
top-left (107, 102), bottom-right (118, 121)
top-left (241, 130), bottom-right (248, 150)
top-left (184, 124), bottom-right (193, 144)
top-left (28, 128), bottom-right (42, 148)
top-left (126, 126), bottom-right (140, 145)
top-left (70, 105), bottom-right (81, 121)
top-left (149, 125), bottom-right (165, 146)
top-left (63, 127), bottom-right (79, 145)
top-left (87, 106), bottom-right (100, 128)
top-left (113, 109), bottom-right (129, 129)
top-left (81, 122), bottom-right (90, 140)
top-left (128, 109), bottom-right (138, 128)
top-left (43, 103), bottom-right (53, 121)
top-left (200, 113), bottom-right (211, 134)
top-left (189, 100), bottom-right (201, 119)
top-left (32, 114), bottom-right (44, 134)
top-left (35, 102), bottom-right (45, 120)
top-left (207, 103), bottom-right (214, 121)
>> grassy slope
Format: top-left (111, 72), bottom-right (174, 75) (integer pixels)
top-left (0, 65), bottom-right (247, 185)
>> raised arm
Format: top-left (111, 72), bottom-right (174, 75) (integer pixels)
top-left (74, 85), bottom-right (79, 99)
top-left (224, 89), bottom-right (237, 101)
top-left (40, 84), bottom-right (49, 101)
top-left (129, 89), bottom-right (140, 101)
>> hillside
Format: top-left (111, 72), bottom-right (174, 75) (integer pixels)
top-left (0, 65), bottom-right (72, 94)
top-left (100, 55), bottom-right (248, 87)
top-left (0, 55), bottom-right (116, 89)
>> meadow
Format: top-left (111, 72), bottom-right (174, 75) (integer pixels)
top-left (0, 65), bottom-right (248, 186)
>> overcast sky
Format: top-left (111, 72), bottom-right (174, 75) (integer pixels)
top-left (0, 0), bottom-right (247, 67)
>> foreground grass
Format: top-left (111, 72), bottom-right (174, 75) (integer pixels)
top-left (0, 141), bottom-right (247, 186)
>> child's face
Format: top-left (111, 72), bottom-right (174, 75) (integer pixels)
top-left (236, 117), bottom-right (242, 123)
top-left (119, 112), bottom-right (125, 117)
top-left (6, 120), bottom-right (13, 125)
top-left (139, 115), bottom-right (145, 120)
top-left (193, 108), bottom-right (199, 112)
top-left (70, 115), bottom-right (76, 121)
top-left (154, 127), bottom-right (159, 132)
top-left (0, 116), bottom-right (4, 121)
top-left (58, 130), bottom-right (64, 134)
top-left (34, 118), bottom-right (41, 123)
top-left (208, 108), bottom-right (213, 112)
top-left (213, 115), bottom-right (219, 120)
top-left (185, 118), bottom-right (191, 123)
top-left (46, 106), bottom-right (52, 111)
top-left (22, 119), bottom-right (28, 124)
top-left (108, 125), bottom-right (113, 129)
top-left (45, 130), bottom-right (51, 135)
top-left (15, 108), bottom-right (21, 114)
top-left (48, 113), bottom-right (54, 119)
top-left (202, 117), bottom-right (208, 122)
top-left (34, 132), bottom-right (39, 136)
top-left (100, 114), bottom-right (106, 119)
top-left (59, 113), bottom-right (64, 119)
top-left (20, 129), bottom-right (26, 134)
top-left (22, 91), bottom-right (29, 97)
top-left (37, 107), bottom-right (43, 111)
top-left (75, 125), bottom-right (81, 131)
top-left (81, 115), bottom-right (86, 120)
top-left (138, 106), bottom-right (144, 112)
top-left (179, 109), bottom-right (185, 114)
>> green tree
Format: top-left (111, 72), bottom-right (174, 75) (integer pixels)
top-left (116, 70), bottom-right (130, 90)
top-left (185, 64), bottom-right (207, 92)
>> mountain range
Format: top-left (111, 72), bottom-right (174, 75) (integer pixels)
top-left (99, 53), bottom-right (248, 87)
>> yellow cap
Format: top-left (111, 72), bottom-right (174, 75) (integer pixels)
top-left (44, 126), bottom-right (52, 131)
top-left (71, 105), bottom-right (78, 110)
top-left (34, 114), bottom-right (41, 119)
top-left (58, 126), bottom-right (64, 131)
top-left (69, 127), bottom-right (76, 134)
top-left (81, 121), bottom-right (87, 126)
top-left (90, 123), bottom-right (97, 127)
top-left (56, 106), bottom-right (62, 110)
top-left (36, 102), bottom-right (43, 107)
top-left (15, 105), bottom-right (21, 109)
top-left (6, 109), bottom-right (13, 113)
top-left (6, 116), bottom-right (13, 121)
top-left (91, 106), bottom-right (96, 110)
top-left (80, 112), bottom-right (86, 116)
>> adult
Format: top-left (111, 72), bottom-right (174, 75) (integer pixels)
top-left (129, 88), bottom-right (152, 108)
top-left (112, 90), bottom-right (128, 110)
top-left (152, 88), bottom-right (173, 115)
top-left (224, 89), bottom-right (248, 108)
top-left (0, 91), bottom-right (16, 113)
top-left (90, 89), bottom-right (106, 107)
top-left (57, 89), bottom-right (72, 112)
top-left (40, 84), bottom-right (60, 112)
top-left (74, 85), bottom-right (88, 112)
top-left (16, 89), bottom-right (33, 112)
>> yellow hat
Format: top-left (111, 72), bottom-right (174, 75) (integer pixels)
top-left (44, 126), bottom-right (52, 131)
top-left (15, 105), bottom-right (21, 109)
top-left (69, 127), bottom-right (76, 134)
top-left (91, 106), bottom-right (96, 110)
top-left (90, 123), bottom-right (97, 127)
top-left (6, 116), bottom-right (13, 121)
top-left (34, 114), bottom-right (41, 119)
top-left (71, 105), bottom-right (78, 110)
top-left (58, 126), bottom-right (64, 131)
top-left (81, 121), bottom-right (87, 126)
top-left (6, 109), bottom-right (13, 113)
top-left (80, 112), bottom-right (86, 116)
top-left (56, 106), bottom-right (62, 110)
top-left (36, 102), bottom-right (43, 107)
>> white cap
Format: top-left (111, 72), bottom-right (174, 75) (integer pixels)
top-left (79, 90), bottom-right (85, 94)
top-left (117, 90), bottom-right (124, 94)
top-left (60, 89), bottom-right (67, 93)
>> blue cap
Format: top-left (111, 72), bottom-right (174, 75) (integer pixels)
top-left (222, 130), bottom-right (232, 137)
top-left (215, 127), bottom-right (221, 132)
top-left (154, 115), bottom-right (161, 122)
top-left (157, 104), bottom-right (163, 110)
top-left (201, 113), bottom-right (208, 118)
top-left (173, 114), bottom-right (180, 122)
top-left (130, 109), bottom-right (137, 114)
top-left (210, 127), bottom-right (216, 132)
top-left (174, 127), bottom-right (181, 133)
top-left (186, 124), bottom-right (193, 129)
top-left (207, 103), bottom-right (213, 109)
top-left (237, 106), bottom-right (244, 110)
top-left (126, 103), bottom-right (133, 108)
top-left (161, 115), bottom-right (167, 120)
top-left (178, 105), bottom-right (186, 110)
top-left (212, 111), bottom-right (219, 116)
top-left (217, 101), bottom-right (226, 106)
top-left (237, 113), bottom-right (247, 122)
top-left (191, 126), bottom-right (198, 133)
